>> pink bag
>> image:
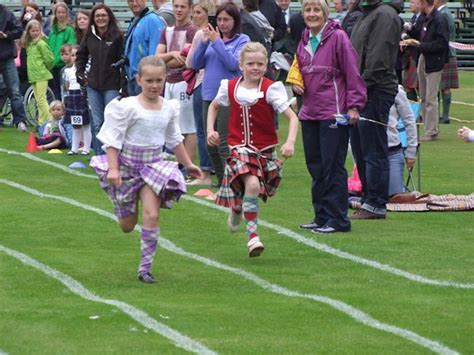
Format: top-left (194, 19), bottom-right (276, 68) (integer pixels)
top-left (348, 165), bottom-right (362, 194)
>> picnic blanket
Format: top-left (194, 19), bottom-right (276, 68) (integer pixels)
top-left (350, 192), bottom-right (474, 212)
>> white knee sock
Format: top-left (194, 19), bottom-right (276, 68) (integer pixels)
top-left (82, 124), bottom-right (92, 153)
top-left (71, 128), bottom-right (81, 153)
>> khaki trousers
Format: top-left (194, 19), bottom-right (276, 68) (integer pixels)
top-left (417, 55), bottom-right (442, 137)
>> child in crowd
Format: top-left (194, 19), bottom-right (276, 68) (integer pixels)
top-left (58, 44), bottom-right (73, 146)
top-left (90, 56), bottom-right (203, 284)
top-left (21, 19), bottom-right (54, 125)
top-left (36, 100), bottom-right (67, 150)
top-left (207, 42), bottom-right (298, 257)
top-left (63, 45), bottom-right (91, 155)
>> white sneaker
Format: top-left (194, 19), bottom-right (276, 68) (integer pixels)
top-left (227, 211), bottom-right (242, 232)
top-left (17, 122), bottom-right (27, 132)
top-left (247, 236), bottom-right (264, 257)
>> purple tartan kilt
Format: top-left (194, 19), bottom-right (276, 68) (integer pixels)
top-left (90, 144), bottom-right (186, 219)
top-left (440, 57), bottom-right (459, 90)
top-left (64, 89), bottom-right (90, 125)
top-left (215, 147), bottom-right (283, 208)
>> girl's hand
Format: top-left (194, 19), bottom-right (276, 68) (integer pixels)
top-left (280, 141), bottom-right (295, 159)
top-left (186, 164), bottom-right (204, 179)
top-left (207, 130), bottom-right (220, 146)
top-left (348, 108), bottom-right (360, 125)
top-left (292, 84), bottom-right (304, 96)
top-left (107, 168), bottom-right (122, 187)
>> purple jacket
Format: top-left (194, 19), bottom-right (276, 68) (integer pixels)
top-left (296, 20), bottom-right (366, 121)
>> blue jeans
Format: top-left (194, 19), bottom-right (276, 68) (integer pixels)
top-left (301, 119), bottom-right (351, 232)
top-left (350, 88), bottom-right (396, 215)
top-left (388, 147), bottom-right (406, 196)
top-left (0, 58), bottom-right (27, 127)
top-left (193, 85), bottom-right (212, 171)
top-left (127, 78), bottom-right (142, 97)
top-left (87, 87), bottom-right (119, 155)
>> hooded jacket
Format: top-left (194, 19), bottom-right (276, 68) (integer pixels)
top-left (0, 5), bottom-right (23, 61)
top-left (26, 37), bottom-right (54, 83)
top-left (350, 1), bottom-right (401, 95)
top-left (296, 20), bottom-right (366, 121)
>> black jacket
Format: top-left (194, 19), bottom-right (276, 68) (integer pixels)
top-left (418, 8), bottom-right (449, 73)
top-left (258, 0), bottom-right (287, 42)
top-left (76, 28), bottom-right (124, 91)
top-left (0, 5), bottom-right (23, 61)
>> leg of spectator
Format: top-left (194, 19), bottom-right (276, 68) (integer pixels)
top-left (1, 58), bottom-right (27, 127)
top-left (424, 70), bottom-right (442, 137)
top-left (32, 80), bottom-right (50, 125)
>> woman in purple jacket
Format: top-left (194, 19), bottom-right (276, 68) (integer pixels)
top-left (292, 0), bottom-right (366, 233)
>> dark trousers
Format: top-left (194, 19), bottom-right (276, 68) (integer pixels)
top-left (0, 58), bottom-right (27, 126)
top-left (202, 100), bottom-right (230, 184)
top-left (301, 119), bottom-right (350, 232)
top-left (49, 66), bottom-right (63, 101)
top-left (350, 88), bottom-right (396, 214)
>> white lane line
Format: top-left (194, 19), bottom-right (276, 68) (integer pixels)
top-left (0, 179), bottom-right (460, 355)
top-left (185, 196), bottom-right (474, 290)
top-left (0, 245), bottom-right (215, 355)
top-left (1, 148), bottom-right (473, 289)
top-left (0, 350), bottom-right (8, 355)
top-left (452, 100), bottom-right (474, 107)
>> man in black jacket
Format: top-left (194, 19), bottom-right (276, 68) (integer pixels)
top-left (0, 5), bottom-right (28, 131)
top-left (349, 0), bottom-right (401, 220)
top-left (402, 0), bottom-right (448, 141)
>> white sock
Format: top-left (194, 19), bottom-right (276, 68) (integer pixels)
top-left (71, 128), bottom-right (81, 152)
top-left (82, 124), bottom-right (92, 153)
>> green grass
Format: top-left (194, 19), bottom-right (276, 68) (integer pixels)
top-left (0, 72), bottom-right (473, 354)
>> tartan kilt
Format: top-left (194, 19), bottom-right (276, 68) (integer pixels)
top-left (90, 144), bottom-right (186, 218)
top-left (215, 147), bottom-right (283, 208)
top-left (64, 89), bottom-right (90, 125)
top-left (439, 57), bottom-right (459, 90)
top-left (402, 53), bottom-right (418, 90)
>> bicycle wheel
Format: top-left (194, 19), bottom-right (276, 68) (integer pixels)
top-left (23, 86), bottom-right (56, 127)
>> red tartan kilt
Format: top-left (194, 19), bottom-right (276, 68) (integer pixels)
top-left (215, 147), bottom-right (283, 208)
top-left (440, 57), bottom-right (459, 90)
top-left (402, 54), bottom-right (418, 90)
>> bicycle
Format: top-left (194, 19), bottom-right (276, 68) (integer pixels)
top-left (0, 73), bottom-right (55, 128)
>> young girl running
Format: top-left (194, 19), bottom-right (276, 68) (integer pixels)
top-left (90, 56), bottom-right (202, 284)
top-left (63, 45), bottom-right (91, 155)
top-left (207, 42), bottom-right (298, 257)
top-left (21, 19), bottom-right (54, 125)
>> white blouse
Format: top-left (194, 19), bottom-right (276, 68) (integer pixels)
top-left (214, 79), bottom-right (290, 113)
top-left (63, 66), bottom-right (80, 91)
top-left (97, 96), bottom-right (183, 151)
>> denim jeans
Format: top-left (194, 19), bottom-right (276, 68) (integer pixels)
top-left (0, 58), bottom-right (27, 126)
top-left (87, 87), bottom-right (119, 155)
top-left (301, 119), bottom-right (351, 232)
top-left (350, 88), bottom-right (396, 214)
top-left (388, 147), bottom-right (406, 196)
top-left (193, 85), bottom-right (212, 171)
top-left (127, 78), bottom-right (142, 97)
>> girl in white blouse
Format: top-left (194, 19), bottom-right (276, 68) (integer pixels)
top-left (90, 56), bottom-right (202, 284)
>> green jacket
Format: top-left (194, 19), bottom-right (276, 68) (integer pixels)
top-left (47, 23), bottom-right (76, 68)
top-left (26, 37), bottom-right (54, 83)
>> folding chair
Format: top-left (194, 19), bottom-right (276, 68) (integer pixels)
top-left (397, 101), bottom-right (422, 192)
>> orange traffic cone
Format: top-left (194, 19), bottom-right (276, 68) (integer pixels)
top-left (26, 132), bottom-right (39, 153)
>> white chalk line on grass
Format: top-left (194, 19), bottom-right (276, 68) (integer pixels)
top-left (0, 179), bottom-right (460, 355)
top-left (452, 100), bottom-right (474, 107)
top-left (1, 148), bottom-right (473, 290)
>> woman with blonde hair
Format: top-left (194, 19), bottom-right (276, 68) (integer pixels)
top-left (47, 2), bottom-right (77, 100)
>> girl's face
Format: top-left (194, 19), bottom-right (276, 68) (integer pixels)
top-left (137, 66), bottom-right (166, 101)
top-left (217, 10), bottom-right (234, 37)
top-left (25, 6), bottom-right (38, 18)
top-left (192, 5), bottom-right (208, 28)
top-left (76, 13), bottom-right (89, 31)
top-left (240, 51), bottom-right (267, 83)
top-left (29, 25), bottom-right (41, 40)
top-left (303, 4), bottom-right (326, 35)
top-left (60, 49), bottom-right (72, 64)
top-left (94, 9), bottom-right (110, 32)
top-left (50, 106), bottom-right (64, 119)
top-left (55, 6), bottom-right (68, 23)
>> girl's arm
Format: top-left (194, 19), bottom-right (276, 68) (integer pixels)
top-left (106, 147), bottom-right (122, 187)
top-left (173, 143), bottom-right (203, 179)
top-left (280, 107), bottom-right (298, 159)
top-left (207, 99), bottom-right (220, 146)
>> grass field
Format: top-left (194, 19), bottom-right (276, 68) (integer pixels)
top-left (0, 72), bottom-right (473, 354)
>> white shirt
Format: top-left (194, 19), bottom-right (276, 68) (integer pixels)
top-left (215, 79), bottom-right (290, 113)
top-left (63, 66), bottom-right (81, 91)
top-left (97, 96), bottom-right (183, 150)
